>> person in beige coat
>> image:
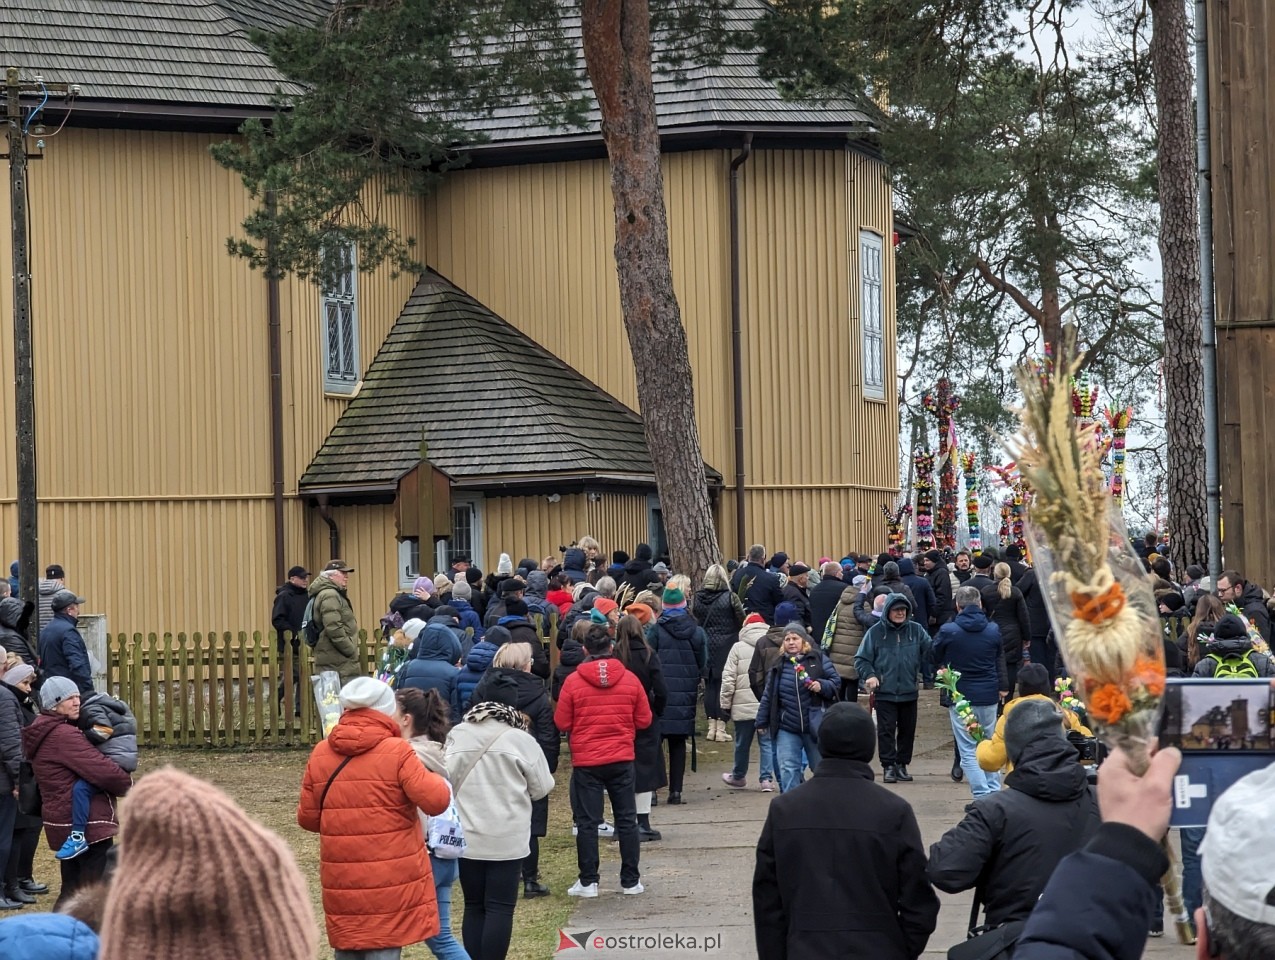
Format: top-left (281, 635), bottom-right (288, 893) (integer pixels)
top-left (823, 584), bottom-right (867, 702)
top-left (446, 675), bottom-right (553, 960)
top-left (719, 615), bottom-right (776, 791)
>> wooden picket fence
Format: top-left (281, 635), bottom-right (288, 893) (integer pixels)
top-left (104, 611), bottom-right (561, 749)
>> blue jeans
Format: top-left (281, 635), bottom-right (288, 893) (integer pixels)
top-left (425, 854), bottom-right (470, 960)
top-left (71, 779), bottom-right (94, 833)
top-left (774, 729), bottom-right (821, 794)
top-left (731, 721), bottom-right (774, 782)
top-left (1180, 827), bottom-right (1205, 921)
top-left (951, 704), bottom-right (1001, 798)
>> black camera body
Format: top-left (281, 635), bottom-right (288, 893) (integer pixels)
top-left (1067, 731), bottom-right (1100, 763)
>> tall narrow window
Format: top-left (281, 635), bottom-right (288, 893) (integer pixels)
top-left (322, 242), bottom-right (359, 393)
top-left (860, 231), bottom-right (885, 399)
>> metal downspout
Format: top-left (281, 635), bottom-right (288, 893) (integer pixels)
top-left (1195, 0), bottom-right (1222, 576)
top-left (730, 135), bottom-right (754, 561)
top-left (266, 191), bottom-right (286, 585)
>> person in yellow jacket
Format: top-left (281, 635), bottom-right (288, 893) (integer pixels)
top-left (977, 663), bottom-right (1091, 772)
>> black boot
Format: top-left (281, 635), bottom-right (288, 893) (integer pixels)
top-left (883, 765), bottom-right (898, 784)
top-left (3, 883), bottom-right (34, 905)
top-left (895, 764), bottom-right (914, 782)
top-left (637, 813), bottom-right (662, 842)
top-left (18, 878), bottom-right (48, 895)
top-left (951, 759), bottom-right (964, 782)
top-left (523, 878), bottom-right (551, 899)
top-left (667, 791), bottom-right (682, 805)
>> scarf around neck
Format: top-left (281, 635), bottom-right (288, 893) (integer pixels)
top-left (463, 700), bottom-right (528, 731)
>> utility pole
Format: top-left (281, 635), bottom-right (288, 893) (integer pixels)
top-left (5, 66), bottom-right (70, 643)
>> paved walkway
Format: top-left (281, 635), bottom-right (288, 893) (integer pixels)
top-left (558, 689), bottom-right (1192, 958)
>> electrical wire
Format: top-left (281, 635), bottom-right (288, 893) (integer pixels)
top-left (22, 81), bottom-right (48, 135)
top-left (41, 97), bottom-right (76, 139)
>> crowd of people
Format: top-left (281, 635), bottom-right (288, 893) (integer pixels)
top-left (2, 534), bottom-right (1275, 960)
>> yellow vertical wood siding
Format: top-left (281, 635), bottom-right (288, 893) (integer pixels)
top-left (482, 492), bottom-right (650, 571)
top-left (0, 129), bottom-right (424, 634)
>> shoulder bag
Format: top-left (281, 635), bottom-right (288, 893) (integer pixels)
top-left (947, 890), bottom-right (1025, 960)
top-left (317, 754), bottom-right (354, 816)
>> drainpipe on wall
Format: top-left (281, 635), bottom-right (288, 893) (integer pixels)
top-left (1195, 0), bottom-right (1222, 577)
top-left (316, 495), bottom-right (340, 560)
top-left (729, 134), bottom-right (754, 561)
top-left (266, 191), bottom-right (286, 585)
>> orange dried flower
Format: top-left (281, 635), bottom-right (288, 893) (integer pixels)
top-left (1134, 655), bottom-right (1166, 697)
top-left (1089, 684), bottom-right (1132, 724)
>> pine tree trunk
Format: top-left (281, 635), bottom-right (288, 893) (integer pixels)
top-left (1150, 0), bottom-right (1208, 573)
top-left (580, 0), bottom-right (722, 579)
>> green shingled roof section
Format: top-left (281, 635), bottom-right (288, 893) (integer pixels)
top-left (0, 0), bottom-right (328, 108)
top-left (299, 270), bottom-right (693, 489)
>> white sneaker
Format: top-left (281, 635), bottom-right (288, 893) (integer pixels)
top-left (571, 821), bottom-right (616, 837)
top-left (622, 882), bottom-right (645, 895)
top-left (568, 880), bottom-right (599, 898)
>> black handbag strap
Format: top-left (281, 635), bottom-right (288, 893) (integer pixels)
top-left (967, 887), bottom-right (984, 934)
top-left (318, 755), bottom-right (354, 814)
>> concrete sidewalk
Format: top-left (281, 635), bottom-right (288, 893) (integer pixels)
top-left (557, 689), bottom-right (1192, 958)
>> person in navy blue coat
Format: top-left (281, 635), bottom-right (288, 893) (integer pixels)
top-left (755, 625), bottom-right (840, 792)
top-left (38, 591), bottom-right (93, 693)
top-left (456, 626), bottom-right (503, 713)
top-left (648, 586), bottom-right (706, 804)
top-left (396, 616), bottom-right (462, 721)
top-left (932, 585), bottom-right (1008, 797)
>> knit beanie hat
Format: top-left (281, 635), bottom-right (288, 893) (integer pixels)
top-left (626, 603), bottom-right (654, 625)
top-left (743, 613), bottom-right (766, 626)
top-left (882, 561), bottom-right (900, 579)
top-left (99, 767), bottom-right (316, 960)
top-left (925, 549), bottom-right (945, 566)
top-left (452, 579), bottom-right (473, 600)
top-left (496, 553), bottom-right (514, 576)
top-left (504, 598), bottom-right (529, 618)
top-left (474, 672), bottom-right (520, 708)
top-left (2, 661), bottom-right (34, 687)
top-left (593, 598), bottom-right (618, 618)
top-left (662, 586), bottom-right (686, 607)
top-left (338, 676), bottom-right (396, 716)
top-left (1004, 698), bottom-right (1066, 766)
top-left (402, 618), bottom-right (428, 641)
top-left (433, 574), bottom-right (453, 595)
top-left (39, 675), bottom-right (79, 711)
top-left (774, 600), bottom-right (799, 626)
top-left (817, 703), bottom-right (876, 762)
top-left (1213, 614), bottom-right (1249, 642)
top-left (768, 552), bottom-right (789, 570)
top-left (465, 566), bottom-right (484, 586)
top-left (412, 576), bottom-right (435, 596)
top-left (973, 553), bottom-right (994, 570)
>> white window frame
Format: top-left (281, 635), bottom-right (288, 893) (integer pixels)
top-left (859, 230), bottom-right (886, 400)
top-left (398, 538), bottom-right (422, 588)
top-left (434, 496), bottom-right (484, 574)
top-left (322, 242), bottom-right (360, 394)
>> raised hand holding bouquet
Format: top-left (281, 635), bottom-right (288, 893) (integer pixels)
top-left (1006, 331), bottom-right (1189, 943)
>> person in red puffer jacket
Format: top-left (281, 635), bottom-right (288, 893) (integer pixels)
top-left (555, 625), bottom-right (653, 898)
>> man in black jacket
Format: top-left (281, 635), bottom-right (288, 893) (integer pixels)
top-left (754, 703), bottom-right (938, 960)
top-left (1016, 567), bottom-right (1056, 676)
top-left (871, 562), bottom-right (917, 612)
top-left (1216, 569), bottom-right (1272, 644)
top-left (1003, 545), bottom-right (1029, 583)
top-left (965, 553), bottom-right (997, 594)
top-left (809, 562), bottom-right (848, 640)
top-left (921, 550), bottom-right (954, 628)
top-left (733, 544), bottom-right (785, 623)
top-left (271, 565), bottom-right (310, 714)
top-left (927, 700), bottom-right (1099, 930)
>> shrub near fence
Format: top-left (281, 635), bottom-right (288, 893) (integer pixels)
top-left (105, 611), bottom-right (560, 748)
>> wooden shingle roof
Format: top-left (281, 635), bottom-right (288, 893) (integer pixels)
top-left (300, 271), bottom-right (698, 492)
top-left (464, 0), bottom-right (872, 146)
top-left (0, 0), bottom-right (328, 108)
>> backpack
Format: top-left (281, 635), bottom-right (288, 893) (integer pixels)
top-left (301, 597), bottom-right (322, 648)
top-left (1207, 651), bottom-right (1260, 679)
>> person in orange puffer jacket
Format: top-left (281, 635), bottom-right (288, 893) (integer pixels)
top-left (298, 676), bottom-right (451, 959)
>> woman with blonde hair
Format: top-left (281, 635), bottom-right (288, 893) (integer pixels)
top-left (692, 564), bottom-right (744, 741)
top-left (981, 562), bottom-right (1032, 698)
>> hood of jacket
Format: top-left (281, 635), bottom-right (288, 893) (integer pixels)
top-left (656, 611), bottom-right (700, 643)
top-left (525, 570), bottom-right (550, 597)
top-left (307, 574), bottom-right (346, 599)
top-left (416, 622), bottom-right (459, 661)
top-left (564, 548), bottom-right (587, 572)
top-left (693, 585), bottom-right (728, 610)
top-left (0, 913), bottom-right (99, 960)
top-left (739, 622), bottom-right (770, 647)
top-left (275, 581), bottom-right (307, 599)
top-left (1239, 582), bottom-right (1267, 609)
top-left (480, 666), bottom-right (547, 709)
top-left (1005, 735), bottom-right (1089, 802)
top-left (882, 593), bottom-right (914, 618)
top-left (327, 708), bottom-right (402, 757)
top-left (0, 596), bottom-right (26, 630)
top-left (465, 639), bottom-right (499, 672)
top-left (559, 638), bottom-right (587, 668)
top-left (407, 734), bottom-right (448, 777)
top-left (1203, 634), bottom-right (1255, 658)
top-left (575, 655), bottom-right (631, 689)
top-left (38, 578), bottom-right (61, 598)
top-left (623, 558), bottom-right (650, 575)
top-left (22, 710), bottom-right (69, 758)
top-left (497, 615), bottom-right (533, 631)
top-left (953, 606), bottom-right (990, 632)
top-left (897, 557), bottom-right (917, 577)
